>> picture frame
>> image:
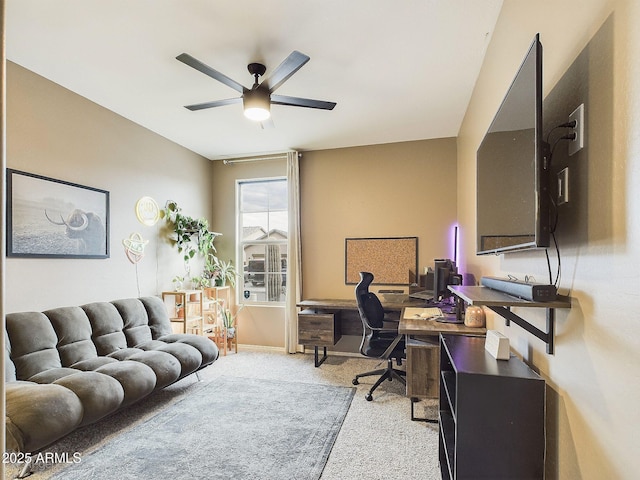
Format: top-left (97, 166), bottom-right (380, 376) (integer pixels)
top-left (7, 169), bottom-right (110, 259)
top-left (345, 236), bottom-right (418, 285)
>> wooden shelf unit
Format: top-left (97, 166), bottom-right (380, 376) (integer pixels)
top-left (162, 290), bottom-right (204, 335)
top-left (202, 286), bottom-right (237, 355)
top-left (161, 287), bottom-right (237, 355)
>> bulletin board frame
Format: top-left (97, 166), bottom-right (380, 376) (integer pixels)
top-left (345, 236), bottom-right (418, 285)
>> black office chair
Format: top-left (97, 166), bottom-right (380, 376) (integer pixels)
top-left (352, 272), bottom-right (406, 401)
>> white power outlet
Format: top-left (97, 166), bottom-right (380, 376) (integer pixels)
top-left (568, 104), bottom-right (585, 156)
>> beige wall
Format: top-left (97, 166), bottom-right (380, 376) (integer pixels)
top-left (457, 0), bottom-right (639, 477)
top-left (5, 62), bottom-right (212, 312)
top-left (301, 140), bottom-right (458, 300)
top-left (210, 157), bottom-right (287, 348)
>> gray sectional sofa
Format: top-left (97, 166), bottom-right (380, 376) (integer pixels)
top-left (4, 296), bottom-right (218, 476)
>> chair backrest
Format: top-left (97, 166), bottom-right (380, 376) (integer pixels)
top-left (355, 272), bottom-right (385, 329)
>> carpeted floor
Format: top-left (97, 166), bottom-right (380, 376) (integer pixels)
top-left (4, 350), bottom-right (442, 480)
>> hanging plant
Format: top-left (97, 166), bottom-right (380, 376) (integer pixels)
top-left (163, 200), bottom-right (221, 283)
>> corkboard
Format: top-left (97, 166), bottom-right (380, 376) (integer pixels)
top-left (345, 237), bottom-right (418, 285)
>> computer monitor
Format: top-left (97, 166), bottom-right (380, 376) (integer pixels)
top-left (432, 259), bottom-right (461, 302)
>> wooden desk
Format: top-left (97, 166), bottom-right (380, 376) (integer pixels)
top-left (297, 298), bottom-right (425, 366)
top-left (297, 298), bottom-right (426, 337)
top-left (399, 314), bottom-right (487, 337)
top-left (298, 298), bottom-right (424, 312)
top-left (399, 308), bottom-right (486, 421)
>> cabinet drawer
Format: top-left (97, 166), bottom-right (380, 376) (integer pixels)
top-left (298, 311), bottom-right (341, 346)
top-left (406, 337), bottom-right (439, 398)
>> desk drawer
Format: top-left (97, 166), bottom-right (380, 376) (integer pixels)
top-left (298, 311), bottom-right (341, 346)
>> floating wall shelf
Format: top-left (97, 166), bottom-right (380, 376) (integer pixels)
top-left (448, 285), bottom-right (571, 354)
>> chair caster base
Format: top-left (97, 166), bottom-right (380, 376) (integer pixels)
top-left (365, 392), bottom-right (373, 401)
top-left (352, 378), bottom-right (359, 385)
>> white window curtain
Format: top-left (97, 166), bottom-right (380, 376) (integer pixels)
top-left (285, 151), bottom-right (302, 353)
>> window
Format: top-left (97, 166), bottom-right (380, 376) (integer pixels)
top-left (237, 178), bottom-right (288, 304)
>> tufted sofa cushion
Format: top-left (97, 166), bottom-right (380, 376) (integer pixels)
top-left (53, 371), bottom-right (125, 426)
top-left (139, 296), bottom-right (173, 338)
top-left (82, 302), bottom-right (129, 354)
top-left (45, 306), bottom-right (99, 366)
top-left (5, 312), bottom-right (63, 380)
top-left (5, 381), bottom-right (83, 453)
top-left (94, 361), bottom-right (157, 407)
top-left (100, 347), bottom-right (182, 388)
top-left (112, 298), bottom-right (154, 346)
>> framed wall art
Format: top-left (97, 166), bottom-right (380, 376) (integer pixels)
top-left (7, 169), bottom-right (110, 258)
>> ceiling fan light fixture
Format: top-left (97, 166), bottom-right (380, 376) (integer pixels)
top-left (243, 88), bottom-right (271, 121)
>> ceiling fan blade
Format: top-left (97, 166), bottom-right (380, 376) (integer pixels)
top-left (262, 51), bottom-right (310, 93)
top-left (271, 94), bottom-right (336, 110)
top-left (184, 97), bottom-right (242, 111)
top-left (177, 53), bottom-right (246, 94)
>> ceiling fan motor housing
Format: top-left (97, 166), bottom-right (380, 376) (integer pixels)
top-left (243, 87), bottom-right (271, 121)
top-left (248, 62), bottom-right (267, 77)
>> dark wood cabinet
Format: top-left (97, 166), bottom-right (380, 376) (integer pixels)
top-left (298, 310), bottom-right (341, 366)
top-left (298, 311), bottom-right (341, 345)
top-left (406, 336), bottom-right (440, 399)
top-left (439, 334), bottom-right (545, 479)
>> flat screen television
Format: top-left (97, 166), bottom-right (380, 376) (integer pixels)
top-left (476, 33), bottom-right (550, 255)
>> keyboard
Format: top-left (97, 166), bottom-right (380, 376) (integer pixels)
top-left (403, 307), bottom-right (444, 320)
top-left (418, 307), bottom-right (443, 318)
top-left (409, 290), bottom-right (434, 300)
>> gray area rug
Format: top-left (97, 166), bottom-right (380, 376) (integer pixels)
top-left (50, 376), bottom-right (355, 480)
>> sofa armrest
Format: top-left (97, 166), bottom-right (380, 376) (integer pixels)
top-left (5, 381), bottom-right (83, 453)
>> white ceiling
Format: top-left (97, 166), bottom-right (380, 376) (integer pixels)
top-left (6, 0), bottom-right (503, 160)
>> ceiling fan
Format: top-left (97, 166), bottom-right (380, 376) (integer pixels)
top-left (176, 50), bottom-right (336, 124)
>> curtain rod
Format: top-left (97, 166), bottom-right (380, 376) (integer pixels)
top-left (222, 152), bottom-right (301, 165)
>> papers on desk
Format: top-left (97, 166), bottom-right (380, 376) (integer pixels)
top-left (403, 307), bottom-right (444, 320)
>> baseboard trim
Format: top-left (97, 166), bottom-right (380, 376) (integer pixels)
top-left (237, 344), bottom-right (364, 359)
top-left (237, 344), bottom-right (287, 353)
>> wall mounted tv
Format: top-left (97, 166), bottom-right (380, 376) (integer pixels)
top-left (476, 33), bottom-right (550, 255)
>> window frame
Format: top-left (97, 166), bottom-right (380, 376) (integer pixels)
top-left (236, 176), bottom-right (288, 306)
